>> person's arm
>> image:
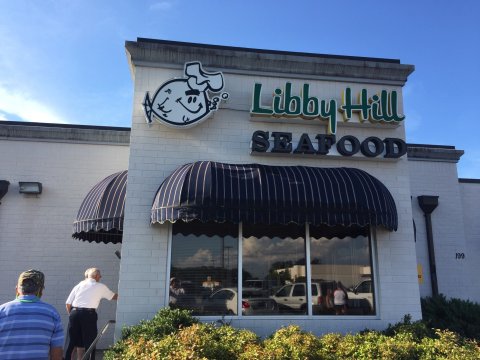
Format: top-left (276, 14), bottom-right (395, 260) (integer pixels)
top-left (50, 346), bottom-right (63, 360)
top-left (99, 283), bottom-right (118, 301)
top-left (65, 284), bottom-right (77, 314)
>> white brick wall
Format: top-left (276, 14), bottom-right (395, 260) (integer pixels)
top-left (409, 160), bottom-right (468, 299)
top-left (0, 138), bottom-right (128, 348)
top-left (116, 65), bottom-right (422, 337)
top-left (459, 182), bottom-right (480, 302)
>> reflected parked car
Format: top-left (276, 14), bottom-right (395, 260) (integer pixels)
top-left (347, 278), bottom-right (374, 315)
top-left (271, 282), bottom-right (331, 314)
top-left (203, 288), bottom-right (278, 315)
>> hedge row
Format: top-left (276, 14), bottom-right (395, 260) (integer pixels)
top-left (104, 297), bottom-right (480, 360)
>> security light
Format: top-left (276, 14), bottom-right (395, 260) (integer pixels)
top-left (18, 182), bottom-right (42, 195)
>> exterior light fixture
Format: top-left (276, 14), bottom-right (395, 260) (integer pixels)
top-left (0, 180), bottom-right (9, 203)
top-left (19, 182), bottom-right (43, 195)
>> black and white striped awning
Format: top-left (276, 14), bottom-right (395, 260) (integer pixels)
top-left (151, 161), bottom-right (398, 231)
top-left (73, 170), bottom-right (127, 244)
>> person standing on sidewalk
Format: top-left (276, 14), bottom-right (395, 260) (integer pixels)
top-left (65, 268), bottom-right (117, 360)
top-left (0, 269), bottom-right (64, 360)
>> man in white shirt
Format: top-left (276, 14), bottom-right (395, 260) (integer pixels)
top-left (65, 268), bottom-right (118, 360)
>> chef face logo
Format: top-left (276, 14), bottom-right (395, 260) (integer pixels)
top-left (143, 61), bottom-right (229, 128)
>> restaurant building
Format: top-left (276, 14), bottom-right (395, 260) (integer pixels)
top-left (0, 39), bottom-right (478, 346)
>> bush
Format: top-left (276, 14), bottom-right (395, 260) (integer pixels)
top-left (104, 308), bottom-right (198, 360)
top-left (325, 331), bottom-right (418, 360)
top-left (383, 314), bottom-right (434, 341)
top-left (108, 323), bottom-right (259, 360)
top-left (105, 307), bottom-right (480, 359)
top-left (154, 323), bottom-right (259, 360)
top-left (120, 307), bottom-right (198, 341)
top-left (241, 325), bottom-right (321, 360)
top-left (422, 295), bottom-right (480, 340)
top-left (419, 329), bottom-right (480, 360)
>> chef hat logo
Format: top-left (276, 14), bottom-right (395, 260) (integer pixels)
top-left (185, 62), bottom-right (224, 92)
top-left (143, 61), bottom-right (228, 127)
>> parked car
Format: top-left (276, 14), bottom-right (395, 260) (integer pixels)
top-left (347, 278), bottom-right (374, 314)
top-left (242, 279), bottom-right (279, 296)
top-left (203, 288), bottom-right (278, 315)
top-left (271, 282), bottom-right (334, 314)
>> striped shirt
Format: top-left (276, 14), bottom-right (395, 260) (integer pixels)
top-left (0, 295), bottom-right (64, 360)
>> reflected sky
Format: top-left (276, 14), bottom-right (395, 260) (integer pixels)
top-left (243, 236), bottom-right (305, 279)
top-left (171, 234), bottom-right (238, 269)
top-left (310, 236), bottom-right (370, 265)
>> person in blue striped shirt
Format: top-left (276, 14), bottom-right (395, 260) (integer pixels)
top-left (0, 269), bottom-right (64, 360)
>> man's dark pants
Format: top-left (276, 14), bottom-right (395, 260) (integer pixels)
top-left (65, 308), bottom-right (98, 360)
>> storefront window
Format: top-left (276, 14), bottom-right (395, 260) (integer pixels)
top-left (243, 223), bottom-right (306, 315)
top-left (170, 221), bottom-right (238, 315)
top-left (309, 225), bottom-right (375, 315)
top-left (170, 221), bottom-right (375, 317)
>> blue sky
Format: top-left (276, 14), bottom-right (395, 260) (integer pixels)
top-left (1, 1), bottom-right (479, 178)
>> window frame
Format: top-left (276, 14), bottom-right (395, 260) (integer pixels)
top-left (166, 222), bottom-right (379, 319)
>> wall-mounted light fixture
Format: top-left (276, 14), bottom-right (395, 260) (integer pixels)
top-left (0, 180), bottom-right (10, 203)
top-left (19, 182), bottom-right (42, 195)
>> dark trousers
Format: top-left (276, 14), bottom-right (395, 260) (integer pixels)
top-left (65, 309), bottom-right (98, 360)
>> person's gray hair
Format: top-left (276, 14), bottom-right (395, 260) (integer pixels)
top-left (85, 268), bottom-right (100, 279)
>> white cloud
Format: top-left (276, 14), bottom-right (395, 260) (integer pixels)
top-left (0, 86), bottom-right (65, 124)
top-left (178, 248), bottom-right (221, 268)
top-left (0, 112), bottom-right (7, 120)
top-left (150, 1), bottom-right (173, 11)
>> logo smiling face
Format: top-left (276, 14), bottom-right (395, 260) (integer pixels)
top-left (153, 79), bottom-right (209, 125)
top-left (143, 61), bottom-right (229, 128)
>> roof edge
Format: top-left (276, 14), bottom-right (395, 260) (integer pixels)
top-left (0, 121), bottom-right (130, 145)
top-left (125, 38), bottom-right (414, 85)
top-left (134, 38), bottom-right (402, 64)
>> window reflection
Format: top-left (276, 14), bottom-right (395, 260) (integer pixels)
top-left (171, 221), bottom-right (238, 315)
top-left (243, 224), bottom-right (306, 315)
top-left (169, 221), bottom-right (375, 317)
top-left (309, 227), bottom-right (375, 315)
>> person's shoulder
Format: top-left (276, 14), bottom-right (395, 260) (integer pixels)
top-left (94, 281), bottom-right (108, 288)
top-left (72, 279), bottom-right (86, 288)
top-left (37, 300), bottom-right (61, 315)
top-left (40, 302), bottom-right (62, 321)
top-left (0, 299), bottom-right (17, 311)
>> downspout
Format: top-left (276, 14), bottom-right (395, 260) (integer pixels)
top-left (417, 195), bottom-right (439, 296)
top-left (0, 180), bottom-right (9, 205)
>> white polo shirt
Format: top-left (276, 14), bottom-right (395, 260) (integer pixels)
top-left (66, 279), bottom-right (116, 309)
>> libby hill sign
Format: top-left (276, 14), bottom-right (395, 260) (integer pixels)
top-left (250, 82), bottom-right (405, 134)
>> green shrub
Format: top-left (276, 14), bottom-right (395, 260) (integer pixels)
top-left (422, 295), bottom-right (480, 341)
top-left (105, 306), bottom-right (480, 359)
top-left (418, 329), bottom-right (480, 360)
top-left (104, 308), bottom-right (198, 360)
top-left (131, 323), bottom-right (259, 360)
top-left (249, 325), bottom-right (322, 360)
top-left (120, 307), bottom-right (198, 341)
top-left (383, 314), bottom-right (434, 341)
top-left (324, 331), bottom-right (419, 360)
